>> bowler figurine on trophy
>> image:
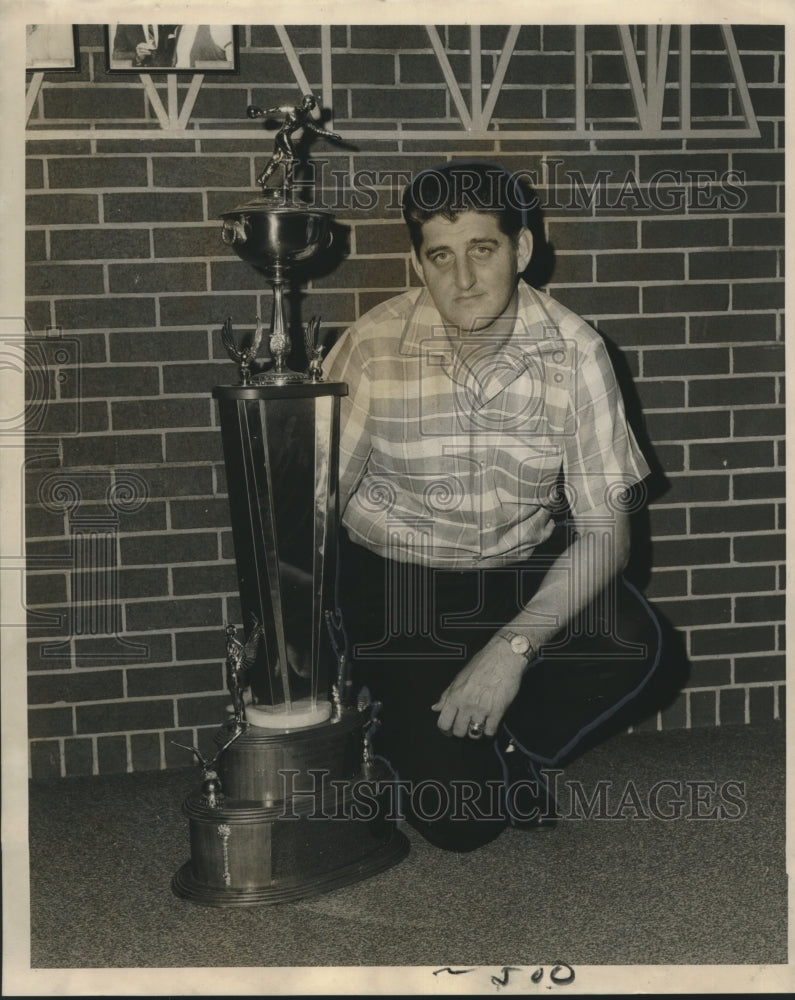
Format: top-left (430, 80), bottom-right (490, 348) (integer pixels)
top-left (171, 95), bottom-right (409, 906)
top-left (247, 94), bottom-right (342, 199)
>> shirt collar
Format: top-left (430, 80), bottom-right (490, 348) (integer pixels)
top-left (397, 288), bottom-right (445, 357)
top-left (398, 283), bottom-right (561, 406)
top-left (399, 283), bottom-right (555, 353)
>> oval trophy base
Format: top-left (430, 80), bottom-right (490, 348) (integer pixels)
top-left (172, 712), bottom-right (410, 908)
top-left (171, 834), bottom-right (410, 908)
top-left (245, 698), bottom-right (332, 729)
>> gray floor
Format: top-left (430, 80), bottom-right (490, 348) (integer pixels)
top-left (28, 722), bottom-right (786, 969)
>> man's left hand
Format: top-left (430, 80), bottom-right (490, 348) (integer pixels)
top-left (431, 639), bottom-right (527, 738)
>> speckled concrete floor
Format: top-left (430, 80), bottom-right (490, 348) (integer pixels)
top-left (27, 723), bottom-right (786, 970)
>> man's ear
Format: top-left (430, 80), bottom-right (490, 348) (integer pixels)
top-left (410, 247), bottom-right (426, 284)
top-left (516, 228), bottom-right (533, 273)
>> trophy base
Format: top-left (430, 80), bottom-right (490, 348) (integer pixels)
top-left (171, 824), bottom-right (409, 908)
top-left (172, 707), bottom-right (409, 907)
top-left (245, 698), bottom-right (332, 729)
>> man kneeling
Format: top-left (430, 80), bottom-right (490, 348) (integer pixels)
top-left (324, 160), bottom-right (662, 851)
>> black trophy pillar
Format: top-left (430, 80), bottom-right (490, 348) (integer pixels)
top-left (213, 381), bottom-right (346, 727)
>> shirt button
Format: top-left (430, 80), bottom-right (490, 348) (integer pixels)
top-left (553, 351), bottom-right (565, 363)
top-left (554, 373), bottom-right (564, 383)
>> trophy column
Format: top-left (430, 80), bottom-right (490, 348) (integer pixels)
top-left (214, 381), bottom-right (343, 728)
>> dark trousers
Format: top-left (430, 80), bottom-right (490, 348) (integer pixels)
top-left (338, 529), bottom-right (662, 851)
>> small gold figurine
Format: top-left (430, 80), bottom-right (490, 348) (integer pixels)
top-left (247, 95), bottom-right (342, 198)
top-left (220, 316), bottom-right (265, 385)
top-left (304, 315), bottom-right (325, 382)
top-left (170, 729), bottom-right (245, 809)
top-left (225, 618), bottom-right (264, 729)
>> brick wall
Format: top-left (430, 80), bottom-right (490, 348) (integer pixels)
top-left (24, 24), bottom-right (785, 778)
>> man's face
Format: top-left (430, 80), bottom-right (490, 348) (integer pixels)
top-left (411, 211), bottom-right (533, 333)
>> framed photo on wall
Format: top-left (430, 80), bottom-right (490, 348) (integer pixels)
top-left (105, 24), bottom-right (238, 72)
top-left (26, 24), bottom-right (79, 70)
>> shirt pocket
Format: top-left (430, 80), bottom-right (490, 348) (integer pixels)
top-left (488, 442), bottom-right (564, 513)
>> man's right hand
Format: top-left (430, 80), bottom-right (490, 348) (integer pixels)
top-left (431, 637), bottom-right (526, 738)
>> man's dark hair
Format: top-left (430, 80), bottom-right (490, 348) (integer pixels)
top-left (402, 160), bottom-right (535, 253)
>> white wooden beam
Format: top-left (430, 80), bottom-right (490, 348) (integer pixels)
top-left (648, 25), bottom-right (671, 130)
top-left (24, 25), bottom-right (762, 143)
top-left (470, 25), bottom-right (483, 130)
top-left (426, 25), bottom-right (473, 131)
top-left (575, 25), bottom-right (586, 131)
top-left (680, 25), bottom-right (691, 131)
top-left (166, 74), bottom-right (179, 127)
top-left (139, 73), bottom-right (170, 129)
top-left (274, 25), bottom-right (315, 106)
top-left (25, 72), bottom-right (44, 124)
top-left (481, 25), bottom-right (521, 129)
top-left (722, 23), bottom-right (760, 135)
top-left (24, 126), bottom-right (764, 142)
top-left (619, 25), bottom-right (650, 131)
top-left (176, 75), bottom-right (204, 130)
top-left (320, 25), bottom-right (334, 129)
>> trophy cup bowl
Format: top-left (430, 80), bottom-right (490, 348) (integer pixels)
top-left (220, 200), bottom-right (334, 385)
top-left (220, 199), bottom-right (333, 276)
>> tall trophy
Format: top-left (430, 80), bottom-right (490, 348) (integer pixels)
top-left (171, 96), bottom-right (409, 906)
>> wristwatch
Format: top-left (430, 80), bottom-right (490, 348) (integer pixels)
top-left (498, 630), bottom-right (536, 662)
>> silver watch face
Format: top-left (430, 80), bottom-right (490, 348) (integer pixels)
top-left (509, 634), bottom-right (531, 655)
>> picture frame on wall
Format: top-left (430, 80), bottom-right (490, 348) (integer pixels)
top-left (104, 24), bottom-right (238, 73)
top-left (26, 24), bottom-right (79, 71)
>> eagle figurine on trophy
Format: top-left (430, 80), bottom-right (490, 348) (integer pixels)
top-left (224, 618), bottom-right (264, 731)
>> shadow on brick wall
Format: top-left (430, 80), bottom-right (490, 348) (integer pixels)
top-left (594, 336), bottom-right (690, 728)
top-left (519, 181), bottom-right (690, 730)
top-left (521, 185), bottom-right (556, 290)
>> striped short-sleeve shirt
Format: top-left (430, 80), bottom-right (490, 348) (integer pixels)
top-left (323, 281), bottom-right (650, 568)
